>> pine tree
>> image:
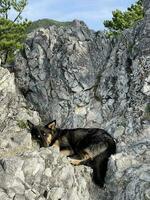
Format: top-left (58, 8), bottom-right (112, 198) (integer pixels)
top-left (103, 0), bottom-right (144, 36)
top-left (0, 0), bottom-right (29, 64)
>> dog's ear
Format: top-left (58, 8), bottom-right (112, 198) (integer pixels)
top-left (45, 120), bottom-right (56, 129)
top-left (27, 120), bottom-right (35, 129)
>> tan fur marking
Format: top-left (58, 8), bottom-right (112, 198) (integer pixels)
top-left (60, 149), bottom-right (73, 157)
top-left (69, 159), bottom-right (81, 165)
top-left (83, 151), bottom-right (91, 160)
top-left (46, 134), bottom-right (52, 144)
top-left (48, 122), bottom-right (56, 129)
top-left (69, 152), bottom-right (91, 166)
top-left (83, 150), bottom-right (92, 159)
top-left (51, 140), bottom-right (60, 150)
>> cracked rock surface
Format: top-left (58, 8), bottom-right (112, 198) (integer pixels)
top-left (0, 66), bottom-right (40, 158)
top-left (0, 147), bottom-right (102, 200)
top-left (0, 67), bottom-right (102, 200)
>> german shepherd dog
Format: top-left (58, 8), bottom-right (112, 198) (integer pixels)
top-left (27, 120), bottom-right (116, 187)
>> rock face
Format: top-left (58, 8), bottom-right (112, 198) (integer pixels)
top-left (15, 20), bottom-right (111, 127)
top-left (0, 147), bottom-right (102, 200)
top-left (0, 66), bottom-right (103, 200)
top-left (0, 66), bottom-right (40, 158)
top-left (15, 14), bottom-right (149, 135)
top-left (0, 0), bottom-right (149, 199)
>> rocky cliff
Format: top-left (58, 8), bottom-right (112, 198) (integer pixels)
top-left (0, 67), bottom-right (102, 200)
top-left (0, 66), bottom-right (40, 158)
top-left (0, 0), bottom-right (150, 199)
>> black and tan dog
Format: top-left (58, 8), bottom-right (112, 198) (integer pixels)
top-left (27, 120), bottom-right (116, 187)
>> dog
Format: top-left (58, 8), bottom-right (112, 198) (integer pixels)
top-left (27, 120), bottom-right (116, 187)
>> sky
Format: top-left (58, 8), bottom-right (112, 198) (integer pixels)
top-left (22, 0), bottom-right (137, 31)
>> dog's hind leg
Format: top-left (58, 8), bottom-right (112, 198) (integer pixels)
top-left (60, 149), bottom-right (74, 157)
top-left (69, 158), bottom-right (83, 165)
top-left (69, 152), bottom-right (91, 166)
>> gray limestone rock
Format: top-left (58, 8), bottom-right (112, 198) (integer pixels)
top-left (0, 66), bottom-right (41, 158)
top-left (15, 21), bottom-right (111, 127)
top-left (14, 1), bottom-right (150, 198)
top-left (0, 147), bottom-right (102, 200)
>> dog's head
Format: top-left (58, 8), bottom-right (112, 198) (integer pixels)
top-left (27, 120), bottom-right (57, 147)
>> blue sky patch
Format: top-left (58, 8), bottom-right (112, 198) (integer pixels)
top-left (23, 0), bottom-right (136, 30)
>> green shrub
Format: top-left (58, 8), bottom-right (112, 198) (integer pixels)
top-left (27, 19), bottom-right (72, 33)
top-left (0, 0), bottom-right (30, 64)
top-left (103, 0), bottom-right (144, 36)
top-left (17, 120), bottom-right (28, 129)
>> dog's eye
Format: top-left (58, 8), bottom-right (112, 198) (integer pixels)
top-left (38, 135), bottom-right (41, 138)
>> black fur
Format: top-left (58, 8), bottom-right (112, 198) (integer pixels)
top-left (52, 128), bottom-right (116, 187)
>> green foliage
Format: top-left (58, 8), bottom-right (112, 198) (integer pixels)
top-left (0, 17), bottom-right (29, 63)
top-left (0, 0), bottom-right (30, 64)
top-left (104, 0), bottom-right (144, 36)
top-left (27, 19), bottom-right (72, 33)
top-left (17, 120), bottom-right (27, 129)
top-left (143, 103), bottom-right (150, 121)
top-left (145, 103), bottom-right (150, 113)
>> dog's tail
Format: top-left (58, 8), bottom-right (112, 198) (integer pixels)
top-left (92, 151), bottom-right (109, 187)
top-left (92, 135), bottom-right (116, 187)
